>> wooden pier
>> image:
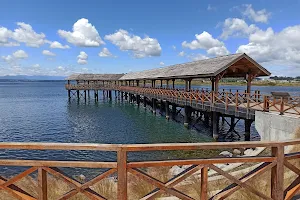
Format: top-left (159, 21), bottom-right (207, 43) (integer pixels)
top-left (65, 53), bottom-right (300, 140)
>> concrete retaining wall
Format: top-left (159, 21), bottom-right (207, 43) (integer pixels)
top-left (255, 111), bottom-right (300, 141)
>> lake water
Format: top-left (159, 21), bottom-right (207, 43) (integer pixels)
top-left (0, 81), bottom-right (299, 177)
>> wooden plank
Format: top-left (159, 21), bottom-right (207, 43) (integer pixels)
top-left (284, 160), bottom-right (300, 175)
top-left (81, 168), bottom-right (117, 190)
top-left (212, 162), bottom-right (276, 199)
top-left (0, 176), bottom-right (36, 200)
top-left (38, 167), bottom-right (47, 200)
top-left (209, 164), bottom-right (272, 200)
top-left (0, 159), bottom-right (117, 168)
top-left (127, 157), bottom-right (275, 168)
top-left (0, 142), bottom-right (120, 151)
top-left (271, 146), bottom-right (285, 200)
top-left (128, 168), bottom-right (194, 200)
top-left (117, 150), bottom-right (127, 200)
top-left (121, 141), bottom-right (282, 151)
top-left (2, 167), bottom-right (38, 187)
top-left (141, 165), bottom-right (204, 200)
top-left (284, 176), bottom-right (300, 200)
top-left (201, 167), bottom-right (208, 200)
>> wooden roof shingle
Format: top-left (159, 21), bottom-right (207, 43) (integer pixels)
top-left (66, 74), bottom-right (125, 81)
top-left (119, 53), bottom-right (270, 80)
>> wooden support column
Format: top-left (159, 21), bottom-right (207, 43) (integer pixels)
top-left (84, 90), bottom-right (87, 101)
top-left (188, 79), bottom-right (192, 91)
top-left (160, 99), bottom-right (164, 113)
top-left (211, 77), bottom-right (215, 92)
top-left (117, 150), bottom-right (127, 200)
top-left (212, 112), bottom-right (219, 139)
top-left (152, 98), bottom-right (157, 114)
top-left (165, 101), bottom-right (170, 120)
top-left (160, 80), bottom-right (163, 88)
top-left (38, 167), bottom-right (47, 200)
top-left (136, 80), bottom-right (139, 87)
top-left (244, 119), bottom-right (253, 141)
top-left (246, 73), bottom-right (252, 93)
top-left (153, 80), bottom-right (156, 88)
top-left (136, 95), bottom-right (140, 106)
top-left (166, 80), bottom-right (169, 89)
top-left (68, 90), bottom-right (71, 99)
top-left (204, 112), bottom-right (210, 127)
top-left (129, 93), bottom-right (132, 103)
top-left (185, 79), bottom-right (189, 91)
top-left (143, 80), bottom-right (146, 87)
top-left (77, 90), bottom-right (80, 100)
top-left (87, 81), bottom-right (90, 98)
top-left (143, 96), bottom-right (147, 108)
top-left (172, 103), bottom-right (176, 119)
top-left (109, 90), bottom-right (112, 101)
top-left (172, 79), bottom-right (175, 89)
top-left (184, 106), bottom-right (191, 127)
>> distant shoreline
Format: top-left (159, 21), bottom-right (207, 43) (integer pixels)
top-left (1, 79), bottom-right (300, 87)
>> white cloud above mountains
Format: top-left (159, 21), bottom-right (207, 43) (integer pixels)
top-left (182, 31), bottom-right (229, 56)
top-left (58, 18), bottom-right (104, 47)
top-left (1, 50), bottom-right (28, 64)
top-left (104, 29), bottom-right (161, 58)
top-left (0, 23), bottom-right (46, 47)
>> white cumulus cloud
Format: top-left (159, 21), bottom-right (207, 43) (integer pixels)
top-left (241, 4), bottom-right (271, 23)
top-left (236, 25), bottom-right (300, 68)
top-left (98, 47), bottom-right (115, 57)
top-left (0, 23), bottom-right (46, 47)
top-left (42, 50), bottom-right (56, 56)
top-left (104, 29), bottom-right (161, 58)
top-left (220, 18), bottom-right (258, 39)
top-left (58, 18), bottom-right (104, 47)
top-left (12, 22), bottom-right (46, 47)
top-left (49, 41), bottom-right (70, 49)
top-left (178, 51), bottom-right (185, 57)
top-left (159, 62), bottom-right (165, 66)
top-left (13, 50), bottom-right (28, 59)
top-left (182, 31), bottom-right (229, 56)
top-left (77, 51), bottom-right (88, 65)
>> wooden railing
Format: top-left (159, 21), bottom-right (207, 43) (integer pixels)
top-left (64, 84), bottom-right (300, 117)
top-left (1, 140), bottom-right (300, 199)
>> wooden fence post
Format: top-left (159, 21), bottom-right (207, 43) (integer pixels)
top-left (280, 97), bottom-right (284, 115)
top-left (38, 167), bottom-right (47, 200)
top-left (118, 149), bottom-right (127, 200)
top-left (201, 167), bottom-right (208, 200)
top-left (271, 146), bottom-right (284, 200)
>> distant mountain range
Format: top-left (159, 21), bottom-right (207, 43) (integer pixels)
top-left (0, 75), bottom-right (66, 81)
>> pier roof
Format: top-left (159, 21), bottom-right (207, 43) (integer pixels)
top-left (119, 53), bottom-right (271, 80)
top-left (66, 74), bottom-right (124, 81)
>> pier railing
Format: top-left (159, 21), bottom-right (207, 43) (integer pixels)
top-left (65, 84), bottom-right (300, 117)
top-left (1, 140), bottom-right (300, 199)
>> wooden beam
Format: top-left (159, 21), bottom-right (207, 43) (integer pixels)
top-left (117, 150), bottom-right (127, 200)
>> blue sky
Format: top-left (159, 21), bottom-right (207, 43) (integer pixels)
top-left (1, 0), bottom-right (300, 77)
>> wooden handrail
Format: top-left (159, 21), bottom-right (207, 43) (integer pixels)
top-left (0, 139), bottom-right (300, 199)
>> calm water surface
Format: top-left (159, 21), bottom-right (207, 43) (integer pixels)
top-left (0, 82), bottom-right (299, 177)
